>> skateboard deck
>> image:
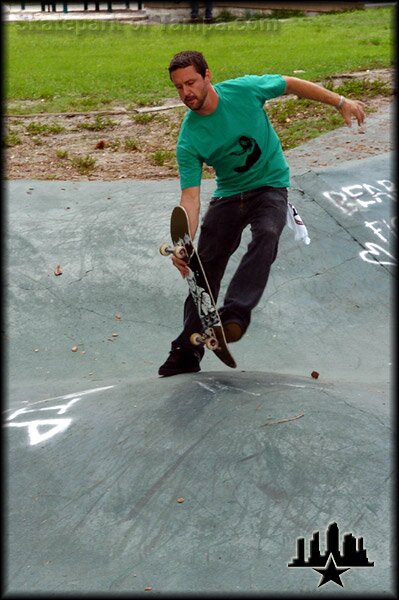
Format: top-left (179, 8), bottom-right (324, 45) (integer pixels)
top-left (160, 206), bottom-right (236, 369)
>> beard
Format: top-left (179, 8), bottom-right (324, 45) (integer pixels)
top-left (184, 90), bottom-right (207, 111)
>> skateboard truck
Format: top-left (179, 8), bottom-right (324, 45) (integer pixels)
top-left (159, 243), bottom-right (187, 260)
top-left (190, 331), bottom-right (220, 351)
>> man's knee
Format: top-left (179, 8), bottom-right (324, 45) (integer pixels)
top-left (253, 222), bottom-right (283, 245)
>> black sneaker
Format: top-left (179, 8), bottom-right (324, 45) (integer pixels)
top-left (158, 347), bottom-right (202, 377)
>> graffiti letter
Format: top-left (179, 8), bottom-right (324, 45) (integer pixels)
top-left (7, 419), bottom-right (72, 445)
top-left (377, 179), bottom-right (395, 195)
top-left (322, 191), bottom-right (358, 215)
top-left (359, 243), bottom-right (396, 266)
top-left (364, 221), bottom-right (388, 243)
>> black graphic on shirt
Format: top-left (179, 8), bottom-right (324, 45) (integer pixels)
top-left (229, 136), bottom-right (261, 173)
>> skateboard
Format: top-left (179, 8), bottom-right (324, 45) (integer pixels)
top-left (160, 206), bottom-right (236, 369)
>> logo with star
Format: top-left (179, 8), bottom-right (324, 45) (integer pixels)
top-left (288, 522), bottom-right (374, 588)
top-left (313, 553), bottom-right (350, 587)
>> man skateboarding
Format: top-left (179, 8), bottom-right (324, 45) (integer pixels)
top-left (158, 50), bottom-right (365, 377)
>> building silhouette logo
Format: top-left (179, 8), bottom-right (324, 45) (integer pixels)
top-left (288, 522), bottom-right (374, 588)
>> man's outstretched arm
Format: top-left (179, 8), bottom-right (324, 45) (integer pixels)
top-left (282, 76), bottom-right (365, 127)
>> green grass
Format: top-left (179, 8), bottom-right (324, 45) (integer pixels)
top-left (150, 150), bottom-right (176, 166)
top-left (55, 149), bottom-right (68, 159)
top-left (4, 7), bottom-right (393, 114)
top-left (77, 115), bottom-right (117, 131)
top-left (26, 121), bottom-right (65, 135)
top-left (133, 112), bottom-right (156, 124)
top-left (3, 129), bottom-right (22, 147)
top-left (71, 154), bottom-right (96, 174)
top-left (124, 137), bottom-right (139, 151)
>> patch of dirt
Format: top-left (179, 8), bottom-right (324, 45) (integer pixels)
top-left (5, 106), bottom-right (187, 181)
top-left (4, 68), bottom-right (394, 181)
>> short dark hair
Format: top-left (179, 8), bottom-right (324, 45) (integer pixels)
top-left (168, 50), bottom-right (209, 78)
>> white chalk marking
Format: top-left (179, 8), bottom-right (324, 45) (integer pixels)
top-left (359, 243), bottom-right (396, 266)
top-left (4, 385), bottom-right (115, 446)
top-left (4, 385), bottom-right (114, 414)
top-left (7, 419), bottom-right (72, 446)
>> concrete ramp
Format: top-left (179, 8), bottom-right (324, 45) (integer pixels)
top-left (5, 153), bottom-right (394, 593)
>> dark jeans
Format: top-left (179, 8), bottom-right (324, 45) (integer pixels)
top-left (172, 185), bottom-right (288, 354)
top-left (190, 1), bottom-right (213, 19)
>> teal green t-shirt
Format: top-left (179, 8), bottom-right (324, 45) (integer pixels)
top-left (176, 74), bottom-right (290, 197)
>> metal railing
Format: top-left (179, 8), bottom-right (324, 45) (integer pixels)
top-left (18, 3), bottom-right (143, 12)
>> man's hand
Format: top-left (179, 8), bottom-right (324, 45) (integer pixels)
top-left (339, 97), bottom-right (366, 128)
top-left (171, 253), bottom-right (189, 278)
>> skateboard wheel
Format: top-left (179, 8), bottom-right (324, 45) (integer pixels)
top-left (190, 333), bottom-right (203, 346)
top-left (159, 243), bottom-right (171, 256)
top-left (174, 245), bottom-right (187, 259)
top-left (205, 337), bottom-right (219, 351)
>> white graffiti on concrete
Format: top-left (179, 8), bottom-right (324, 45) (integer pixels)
top-left (322, 179), bottom-right (396, 266)
top-left (4, 386), bottom-right (114, 446)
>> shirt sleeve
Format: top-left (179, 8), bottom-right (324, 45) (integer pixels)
top-left (245, 74), bottom-right (287, 103)
top-left (176, 142), bottom-right (203, 190)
